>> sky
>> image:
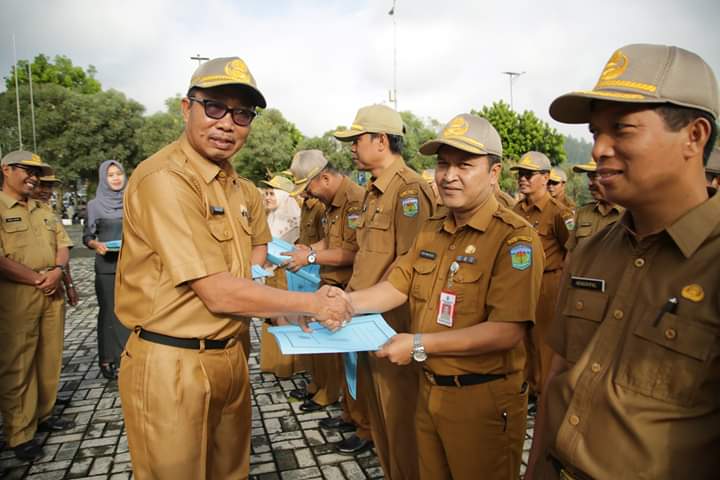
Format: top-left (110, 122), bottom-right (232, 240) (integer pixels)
top-left (1, 0), bottom-right (719, 142)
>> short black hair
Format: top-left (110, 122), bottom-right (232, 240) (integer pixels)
top-left (370, 133), bottom-right (404, 155)
top-left (321, 162), bottom-right (339, 175)
top-left (655, 105), bottom-right (718, 164)
top-left (487, 153), bottom-right (502, 169)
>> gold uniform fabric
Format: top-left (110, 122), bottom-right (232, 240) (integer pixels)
top-left (387, 194), bottom-right (544, 479)
top-left (298, 197), bottom-right (325, 246)
top-left (0, 193), bottom-right (72, 446)
top-left (539, 192), bottom-right (720, 480)
top-left (514, 193), bottom-right (572, 393)
top-left (565, 201), bottom-right (623, 252)
top-left (554, 192), bottom-right (576, 211)
top-left (350, 157), bottom-right (436, 480)
top-left (116, 134), bottom-right (257, 479)
top-left (495, 189), bottom-right (517, 209)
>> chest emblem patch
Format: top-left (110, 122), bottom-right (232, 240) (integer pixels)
top-left (681, 284), bottom-right (704, 302)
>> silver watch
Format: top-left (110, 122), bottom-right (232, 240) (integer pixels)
top-left (307, 250), bottom-right (317, 264)
top-left (412, 333), bottom-right (427, 362)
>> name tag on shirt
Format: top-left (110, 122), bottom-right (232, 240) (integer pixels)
top-left (437, 290), bottom-right (456, 327)
top-left (570, 276), bottom-right (605, 292)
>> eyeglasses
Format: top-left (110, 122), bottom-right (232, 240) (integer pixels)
top-left (587, 172), bottom-right (598, 180)
top-left (516, 170), bottom-right (544, 180)
top-left (188, 96), bottom-right (257, 127)
top-left (547, 180), bottom-right (560, 186)
top-left (12, 164), bottom-right (43, 178)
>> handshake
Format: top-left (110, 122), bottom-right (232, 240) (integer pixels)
top-left (308, 285), bottom-right (354, 331)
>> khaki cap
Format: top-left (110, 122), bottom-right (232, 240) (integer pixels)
top-left (334, 104), bottom-right (405, 140)
top-left (39, 175), bottom-right (62, 183)
top-left (510, 151), bottom-right (552, 172)
top-left (261, 174), bottom-right (295, 193)
top-left (419, 113), bottom-right (503, 157)
top-left (573, 159), bottom-right (598, 173)
top-left (421, 169), bottom-right (435, 183)
top-left (706, 148), bottom-right (720, 175)
top-left (550, 44), bottom-right (719, 123)
top-left (283, 150), bottom-right (329, 196)
top-left (1, 150), bottom-right (53, 176)
top-left (549, 167), bottom-right (568, 182)
top-left (189, 57), bottom-right (266, 108)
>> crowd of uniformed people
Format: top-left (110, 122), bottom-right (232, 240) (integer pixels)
top-left (0, 42), bottom-right (718, 480)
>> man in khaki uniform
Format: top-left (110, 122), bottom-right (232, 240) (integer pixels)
top-left (705, 147), bottom-right (720, 189)
top-left (280, 150), bottom-right (371, 433)
top-left (565, 159), bottom-right (623, 252)
top-left (511, 152), bottom-right (573, 398)
top-left (333, 105), bottom-right (436, 474)
top-left (527, 44), bottom-right (720, 479)
top-left (0, 152), bottom-right (75, 460)
top-left (115, 57), bottom-right (350, 480)
top-left (346, 113), bottom-right (544, 479)
top-left (548, 167), bottom-right (575, 210)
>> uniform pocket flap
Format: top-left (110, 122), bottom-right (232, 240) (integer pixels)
top-left (369, 212), bottom-right (392, 230)
top-left (634, 315), bottom-right (714, 361)
top-left (412, 260), bottom-right (437, 275)
top-left (575, 225), bottom-right (593, 238)
top-left (209, 219), bottom-right (233, 241)
top-left (562, 288), bottom-right (608, 322)
top-left (453, 265), bottom-right (483, 283)
top-left (1, 219), bottom-right (29, 232)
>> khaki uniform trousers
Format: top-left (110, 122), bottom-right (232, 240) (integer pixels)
top-left (0, 287), bottom-right (64, 446)
top-left (360, 305), bottom-right (419, 480)
top-left (306, 353), bottom-right (341, 406)
top-left (526, 269), bottom-right (563, 394)
top-left (416, 371), bottom-right (528, 480)
top-left (119, 331), bottom-right (251, 480)
top-left (340, 354), bottom-right (372, 441)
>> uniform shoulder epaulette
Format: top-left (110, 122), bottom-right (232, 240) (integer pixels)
top-left (493, 205), bottom-right (532, 229)
top-left (428, 208), bottom-right (449, 221)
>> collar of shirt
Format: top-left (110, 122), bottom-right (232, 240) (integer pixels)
top-left (440, 193), bottom-right (499, 234)
top-left (597, 201), bottom-right (623, 217)
top-left (369, 156), bottom-right (407, 194)
top-left (519, 190), bottom-right (551, 212)
top-left (619, 190), bottom-right (720, 259)
top-left (0, 190), bottom-right (40, 211)
top-left (330, 176), bottom-right (352, 208)
top-left (179, 133), bottom-right (228, 184)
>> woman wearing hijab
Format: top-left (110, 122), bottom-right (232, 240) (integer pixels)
top-left (83, 160), bottom-right (129, 380)
top-left (264, 188), bottom-right (300, 243)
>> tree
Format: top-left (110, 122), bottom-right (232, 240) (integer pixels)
top-left (5, 54), bottom-right (101, 94)
top-left (564, 135), bottom-right (593, 165)
top-left (136, 95), bottom-right (185, 159)
top-left (296, 130), bottom-right (354, 172)
top-left (400, 111), bottom-right (439, 172)
top-left (232, 109), bottom-right (303, 182)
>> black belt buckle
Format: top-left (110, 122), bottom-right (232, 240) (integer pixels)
top-left (138, 329), bottom-right (230, 350)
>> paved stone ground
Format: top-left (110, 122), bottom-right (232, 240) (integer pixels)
top-left (0, 254), bottom-right (534, 479)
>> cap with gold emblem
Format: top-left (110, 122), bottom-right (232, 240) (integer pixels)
top-left (334, 104), bottom-right (405, 140)
top-left (1, 150), bottom-right (54, 176)
top-left (572, 159), bottom-right (598, 174)
top-left (549, 167), bottom-right (568, 183)
top-left (189, 57), bottom-right (266, 108)
top-left (419, 113), bottom-right (503, 157)
top-left (282, 150), bottom-right (329, 196)
top-left (550, 44), bottom-right (719, 123)
top-left (706, 148), bottom-right (720, 176)
top-left (510, 151), bottom-right (552, 172)
top-left (261, 174), bottom-right (295, 193)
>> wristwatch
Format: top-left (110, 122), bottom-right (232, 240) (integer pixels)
top-left (412, 333), bottom-right (427, 362)
top-left (307, 250), bottom-right (317, 264)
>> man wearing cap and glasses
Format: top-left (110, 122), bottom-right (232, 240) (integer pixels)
top-left (332, 104), bottom-right (436, 474)
top-left (115, 57), bottom-right (351, 479)
top-left (510, 152), bottom-right (574, 406)
top-left (526, 44), bottom-right (720, 480)
top-left (0, 151), bottom-right (77, 461)
top-left (548, 167), bottom-right (576, 210)
top-left (345, 114), bottom-right (543, 479)
top-left (564, 159), bottom-right (623, 253)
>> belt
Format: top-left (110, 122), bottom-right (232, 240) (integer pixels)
top-left (138, 329), bottom-right (232, 350)
top-left (423, 370), bottom-right (505, 387)
top-left (548, 454), bottom-right (593, 480)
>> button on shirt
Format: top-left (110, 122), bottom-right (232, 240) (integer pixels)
top-left (116, 134), bottom-right (259, 339)
top-left (387, 195), bottom-right (544, 376)
top-left (545, 191), bottom-right (720, 479)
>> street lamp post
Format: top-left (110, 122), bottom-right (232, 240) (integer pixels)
top-left (388, 1), bottom-right (397, 110)
top-left (501, 71), bottom-right (526, 110)
top-left (190, 54), bottom-right (209, 66)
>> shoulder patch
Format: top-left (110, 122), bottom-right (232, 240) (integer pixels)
top-left (347, 211), bottom-right (360, 229)
top-left (564, 217), bottom-right (576, 231)
top-left (400, 195), bottom-right (419, 217)
top-left (510, 243), bottom-right (533, 270)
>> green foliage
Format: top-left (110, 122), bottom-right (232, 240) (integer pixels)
top-left (564, 135), bottom-right (593, 165)
top-left (136, 95), bottom-right (185, 159)
top-left (399, 111), bottom-right (439, 171)
top-left (296, 130), bottom-right (354, 172)
top-left (5, 54), bottom-right (101, 94)
top-left (232, 109), bottom-right (303, 182)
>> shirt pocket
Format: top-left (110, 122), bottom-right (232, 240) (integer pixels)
top-left (574, 223), bottom-right (593, 239)
top-left (451, 264), bottom-right (483, 313)
top-left (561, 288), bottom-right (608, 363)
top-left (615, 309), bottom-right (716, 407)
top-left (364, 212), bottom-right (392, 254)
top-left (410, 259), bottom-right (437, 301)
top-left (1, 218), bottom-right (30, 248)
top-left (208, 218), bottom-right (234, 266)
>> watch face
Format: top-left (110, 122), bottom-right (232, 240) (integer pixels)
top-left (308, 253), bottom-right (317, 264)
top-left (413, 350), bottom-right (427, 362)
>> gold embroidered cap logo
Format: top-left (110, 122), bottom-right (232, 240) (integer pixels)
top-left (442, 116), bottom-right (470, 138)
top-left (520, 155), bottom-right (535, 167)
top-left (600, 50), bottom-right (629, 81)
top-left (225, 59), bottom-right (250, 82)
top-left (464, 245), bottom-right (476, 254)
top-left (29, 154), bottom-right (42, 165)
top-left (681, 284), bottom-right (704, 302)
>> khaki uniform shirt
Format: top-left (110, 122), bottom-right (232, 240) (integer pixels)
top-left (565, 201), bottom-right (623, 252)
top-left (388, 195), bottom-right (543, 376)
top-left (298, 197), bottom-right (325, 246)
top-left (513, 192), bottom-right (573, 272)
top-left (320, 176), bottom-right (364, 288)
top-left (348, 157), bottom-right (436, 292)
top-left (554, 192), bottom-right (576, 211)
top-left (495, 189), bottom-right (517, 209)
top-left (545, 191), bottom-right (720, 479)
top-left (116, 134), bottom-right (258, 339)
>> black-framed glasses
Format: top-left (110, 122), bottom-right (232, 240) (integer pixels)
top-left (587, 172), bottom-right (599, 180)
top-left (12, 164), bottom-right (43, 178)
top-left (516, 169), bottom-right (544, 180)
top-left (188, 96), bottom-right (257, 127)
top-left (548, 180), bottom-right (561, 186)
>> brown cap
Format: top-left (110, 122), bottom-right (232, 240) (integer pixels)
top-left (549, 167), bottom-right (568, 182)
top-left (189, 57), bottom-right (266, 108)
top-left (509, 151), bottom-right (552, 172)
top-left (39, 175), bottom-right (62, 184)
top-left (572, 159), bottom-right (598, 173)
top-left (334, 104), bottom-right (405, 140)
top-left (419, 113), bottom-right (503, 157)
top-left (550, 44), bottom-right (719, 123)
top-left (706, 148), bottom-right (720, 175)
top-left (261, 174), bottom-right (295, 193)
top-left (1, 150), bottom-right (54, 176)
top-left (283, 150), bottom-right (329, 196)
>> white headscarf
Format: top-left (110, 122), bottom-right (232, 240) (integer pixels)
top-left (266, 189), bottom-right (300, 243)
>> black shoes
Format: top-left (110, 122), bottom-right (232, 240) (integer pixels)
top-left (288, 388), bottom-right (310, 401)
top-left (38, 416), bottom-right (76, 432)
top-left (100, 363), bottom-right (118, 380)
top-left (336, 434), bottom-right (372, 454)
top-left (13, 440), bottom-right (44, 461)
top-left (319, 417), bottom-right (356, 433)
top-left (299, 399), bottom-right (323, 412)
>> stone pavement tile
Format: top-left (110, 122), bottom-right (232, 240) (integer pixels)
top-left (280, 466), bottom-right (322, 480)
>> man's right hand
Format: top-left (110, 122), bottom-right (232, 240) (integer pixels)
top-left (90, 240), bottom-right (108, 255)
top-left (313, 285), bottom-right (352, 331)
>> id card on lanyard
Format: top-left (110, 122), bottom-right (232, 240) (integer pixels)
top-left (437, 261), bottom-right (460, 327)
